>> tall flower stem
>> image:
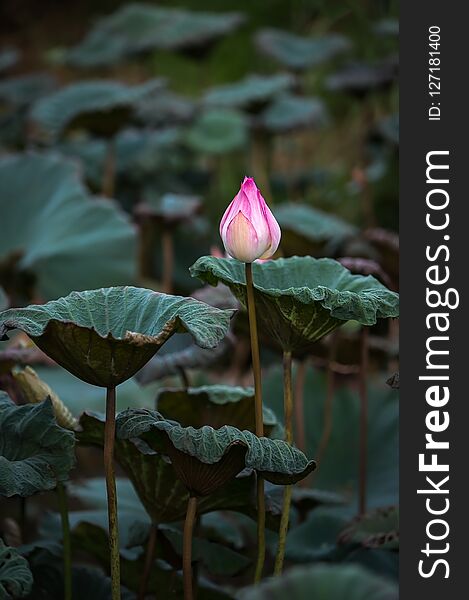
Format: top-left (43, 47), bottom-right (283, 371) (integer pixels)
top-left (138, 523), bottom-right (158, 600)
top-left (294, 359), bottom-right (307, 453)
top-left (102, 139), bottom-right (116, 198)
top-left (358, 327), bottom-right (369, 515)
top-left (57, 482), bottom-right (72, 600)
top-left (161, 228), bottom-right (174, 294)
top-left (244, 262), bottom-right (266, 583)
top-left (274, 350), bottom-right (293, 575)
top-left (183, 496), bottom-right (198, 600)
top-left (105, 386), bottom-right (121, 600)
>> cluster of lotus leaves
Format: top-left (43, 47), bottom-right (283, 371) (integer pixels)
top-left (66, 3), bottom-right (245, 67)
top-left (30, 78), bottom-right (164, 140)
top-left (0, 154), bottom-right (137, 300)
top-left (0, 286), bottom-right (234, 387)
top-left (0, 394), bottom-right (75, 497)
top-left (190, 256), bottom-right (399, 353)
top-left (116, 407), bottom-right (315, 496)
top-left (255, 28), bottom-right (351, 71)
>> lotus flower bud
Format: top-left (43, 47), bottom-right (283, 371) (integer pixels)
top-left (219, 177), bottom-right (281, 263)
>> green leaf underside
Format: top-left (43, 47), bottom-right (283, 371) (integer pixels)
top-left (156, 385), bottom-right (278, 432)
top-left (0, 540), bottom-right (33, 599)
top-left (240, 563), bottom-right (398, 600)
top-left (0, 286), bottom-right (233, 386)
top-left (116, 407), bottom-right (315, 488)
top-left (190, 256), bottom-right (399, 351)
top-left (30, 79), bottom-right (163, 140)
top-left (0, 394), bottom-right (75, 497)
top-left (0, 154), bottom-right (137, 301)
top-left (339, 506), bottom-right (399, 550)
top-left (77, 412), bottom-right (280, 526)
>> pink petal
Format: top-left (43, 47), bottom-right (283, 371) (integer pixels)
top-left (224, 211), bottom-right (265, 263)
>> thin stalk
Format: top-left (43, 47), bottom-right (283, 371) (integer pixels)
top-left (161, 228), bottom-right (174, 294)
top-left (359, 328), bottom-right (369, 515)
top-left (245, 262), bottom-right (266, 582)
top-left (57, 482), bottom-right (72, 600)
top-left (183, 496), bottom-right (198, 600)
top-left (105, 386), bottom-right (121, 600)
top-left (294, 359), bottom-right (307, 453)
top-left (274, 350), bottom-right (293, 575)
top-left (138, 524), bottom-right (158, 600)
top-left (177, 366), bottom-right (190, 390)
top-left (19, 497), bottom-right (26, 543)
top-left (102, 139), bottom-right (116, 198)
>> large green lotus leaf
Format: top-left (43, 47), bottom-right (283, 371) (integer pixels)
top-left (274, 204), bottom-right (357, 257)
top-left (185, 109), bottom-right (248, 155)
top-left (204, 73), bottom-right (295, 111)
top-left (0, 394), bottom-right (75, 497)
top-left (30, 79), bottom-right (163, 140)
top-left (325, 58), bottom-right (397, 95)
top-left (156, 385), bottom-right (278, 433)
top-left (339, 506), bottom-right (399, 550)
top-left (0, 154), bottom-right (137, 301)
top-left (263, 365), bottom-right (398, 508)
top-left (239, 563), bottom-right (398, 600)
top-left (190, 256), bottom-right (399, 352)
top-left (0, 540), bottom-right (33, 598)
top-left (33, 366), bottom-right (157, 416)
top-left (0, 74), bottom-right (57, 108)
top-left (0, 286), bottom-right (234, 387)
top-left (66, 4), bottom-right (244, 67)
top-left (116, 408), bottom-right (315, 493)
top-left (255, 29), bottom-right (351, 71)
top-left (259, 94), bottom-right (328, 133)
top-left (78, 412), bottom-right (280, 526)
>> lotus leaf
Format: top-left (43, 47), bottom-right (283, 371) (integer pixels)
top-left (325, 58), bottom-right (397, 95)
top-left (135, 193), bottom-right (202, 225)
top-left (255, 29), bottom-right (351, 71)
top-left (0, 286), bottom-right (234, 387)
top-left (30, 79), bottom-right (164, 140)
top-left (259, 94), bottom-right (327, 133)
top-left (339, 506), bottom-right (399, 550)
top-left (0, 154), bottom-right (137, 301)
top-left (190, 256), bottom-right (399, 352)
top-left (0, 394), bottom-right (75, 497)
top-left (186, 109), bottom-right (248, 155)
top-left (0, 73), bottom-right (57, 108)
top-left (239, 563), bottom-right (398, 600)
top-left (116, 407), bottom-right (315, 495)
top-left (0, 540), bottom-right (33, 599)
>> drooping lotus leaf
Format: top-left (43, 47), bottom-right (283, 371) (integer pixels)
top-left (190, 256), bottom-right (399, 353)
top-left (339, 506), bottom-right (399, 550)
top-left (274, 204), bottom-right (357, 257)
top-left (185, 108), bottom-right (248, 155)
top-left (135, 193), bottom-right (202, 226)
top-left (204, 73), bottom-right (295, 112)
top-left (156, 385), bottom-right (278, 433)
top-left (0, 394), bottom-right (75, 497)
top-left (325, 58), bottom-right (398, 96)
top-left (0, 286), bottom-right (234, 387)
top-left (0, 73), bottom-right (57, 108)
top-left (239, 563), bottom-right (398, 600)
top-left (78, 411), bottom-right (281, 526)
top-left (0, 154), bottom-right (137, 301)
top-left (66, 4), bottom-right (244, 67)
top-left (258, 94), bottom-right (327, 133)
top-left (30, 78), bottom-right (164, 140)
top-left (254, 29), bottom-right (351, 71)
top-left (116, 407), bottom-right (315, 495)
top-left (0, 540), bottom-right (33, 598)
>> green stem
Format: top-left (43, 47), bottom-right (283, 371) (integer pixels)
top-left (245, 262), bottom-right (266, 583)
top-left (138, 523), bottom-right (158, 600)
top-left (105, 386), bottom-right (121, 600)
top-left (183, 496), bottom-right (198, 600)
top-left (162, 228), bottom-right (174, 294)
top-left (102, 138), bottom-right (116, 198)
top-left (274, 350), bottom-right (293, 575)
top-left (57, 482), bottom-right (72, 600)
top-left (294, 359), bottom-right (307, 454)
top-left (359, 328), bottom-right (369, 515)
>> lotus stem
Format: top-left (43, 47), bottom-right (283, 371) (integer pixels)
top-left (183, 496), bottom-right (198, 600)
top-left (19, 497), bottom-right (26, 543)
top-left (138, 523), bottom-right (158, 600)
top-left (274, 350), bottom-right (293, 575)
top-left (177, 366), bottom-right (190, 391)
top-left (245, 262), bottom-right (266, 582)
top-left (294, 359), bottom-right (307, 454)
top-left (359, 327), bottom-right (369, 515)
top-left (102, 139), bottom-right (116, 198)
top-left (162, 228), bottom-right (174, 294)
top-left (57, 481), bottom-right (72, 600)
top-left (104, 386), bottom-right (121, 600)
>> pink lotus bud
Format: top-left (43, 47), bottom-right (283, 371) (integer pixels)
top-left (219, 177), bottom-right (281, 263)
